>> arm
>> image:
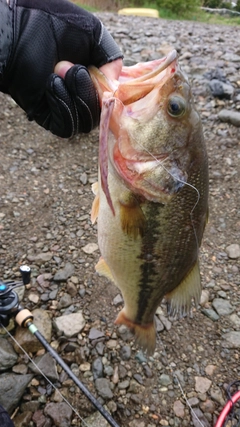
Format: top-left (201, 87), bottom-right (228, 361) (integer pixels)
top-left (0, 0), bottom-right (123, 138)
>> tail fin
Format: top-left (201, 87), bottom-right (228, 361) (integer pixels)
top-left (115, 308), bottom-right (156, 355)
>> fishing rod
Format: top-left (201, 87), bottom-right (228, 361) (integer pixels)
top-left (0, 265), bottom-right (120, 427)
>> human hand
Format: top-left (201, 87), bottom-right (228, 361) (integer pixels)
top-left (0, 0), bottom-right (123, 138)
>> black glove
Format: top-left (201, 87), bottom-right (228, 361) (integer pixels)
top-left (0, 0), bottom-right (123, 138)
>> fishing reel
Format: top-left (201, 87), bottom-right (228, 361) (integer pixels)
top-left (0, 265), bottom-right (31, 327)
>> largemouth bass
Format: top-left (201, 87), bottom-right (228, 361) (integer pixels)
top-left (89, 50), bottom-right (208, 355)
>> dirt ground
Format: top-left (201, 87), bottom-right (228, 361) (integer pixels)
top-left (0, 39), bottom-right (240, 427)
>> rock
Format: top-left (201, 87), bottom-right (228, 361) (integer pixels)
top-left (89, 328), bottom-right (105, 340)
top-left (208, 79), bottom-right (234, 99)
top-left (0, 337), bottom-right (18, 371)
top-left (53, 312), bottom-right (85, 337)
top-left (191, 408), bottom-right (211, 427)
top-left (229, 313), bottom-right (240, 328)
top-left (159, 374), bottom-right (172, 386)
top-left (57, 293), bottom-right (72, 309)
top-left (201, 308), bottom-right (219, 321)
top-left (28, 292), bottom-right (40, 304)
top-left (113, 294), bottom-right (123, 306)
top-left (95, 378), bottom-right (113, 400)
top-left (53, 262), bottom-right (75, 282)
top-left (118, 380), bottom-right (130, 390)
top-left (205, 364), bottom-right (217, 376)
top-left (173, 400), bottom-right (185, 418)
top-left (28, 352), bottom-right (59, 381)
top-left (222, 331), bottom-right (240, 348)
top-left (80, 172), bottom-right (88, 185)
top-left (92, 357), bottom-right (103, 379)
top-left (12, 363), bottom-right (28, 375)
top-left (13, 411), bottom-right (33, 427)
top-left (226, 243), bottom-right (240, 259)
top-left (82, 243), bottom-right (98, 254)
top-left (218, 109), bottom-right (240, 127)
top-left (120, 345), bottom-right (131, 361)
top-left (27, 252), bottom-right (53, 264)
top-left (32, 410), bottom-right (48, 427)
top-left (13, 309), bottom-right (52, 354)
top-left (212, 298), bottom-right (234, 316)
top-left (80, 362), bottom-right (91, 372)
top-left (0, 373), bottom-right (33, 413)
top-left (82, 410), bottom-right (109, 427)
top-left (44, 402), bottom-right (72, 427)
top-left (195, 376), bottom-right (212, 393)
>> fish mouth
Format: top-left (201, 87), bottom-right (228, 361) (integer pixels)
top-left (92, 49), bottom-right (185, 212)
top-left (112, 148), bottom-right (186, 202)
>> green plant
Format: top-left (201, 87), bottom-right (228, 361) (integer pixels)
top-left (154, 0), bottom-right (200, 15)
top-left (236, 0), bottom-right (240, 12)
top-left (202, 0), bottom-right (222, 6)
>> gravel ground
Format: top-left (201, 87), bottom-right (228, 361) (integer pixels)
top-left (0, 11), bottom-right (240, 427)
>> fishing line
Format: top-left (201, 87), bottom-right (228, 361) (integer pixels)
top-left (1, 324), bottom-right (90, 427)
top-left (133, 140), bottom-right (201, 253)
top-left (156, 333), bottom-right (206, 427)
top-left (130, 141), bottom-right (206, 425)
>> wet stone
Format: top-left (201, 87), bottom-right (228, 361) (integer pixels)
top-left (0, 337), bottom-right (18, 371)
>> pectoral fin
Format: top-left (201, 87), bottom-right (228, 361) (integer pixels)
top-left (119, 193), bottom-right (146, 239)
top-left (91, 182), bottom-right (99, 224)
top-left (95, 257), bottom-right (115, 283)
top-left (165, 261), bottom-right (201, 317)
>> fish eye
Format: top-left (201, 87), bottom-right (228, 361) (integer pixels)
top-left (167, 96), bottom-right (186, 118)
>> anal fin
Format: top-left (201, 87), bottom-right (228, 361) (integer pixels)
top-left (95, 257), bottom-right (115, 283)
top-left (165, 261), bottom-right (201, 317)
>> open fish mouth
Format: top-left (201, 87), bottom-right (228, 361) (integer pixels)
top-left (89, 49), bottom-right (186, 212)
top-left (112, 151), bottom-right (187, 202)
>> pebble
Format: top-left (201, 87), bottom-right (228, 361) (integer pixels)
top-left (44, 402), bottom-right (72, 427)
top-left (53, 262), bottom-right (75, 282)
top-left (221, 331), bottom-right (240, 348)
top-left (53, 312), bottom-right (85, 337)
top-left (95, 378), bottom-right (113, 400)
top-left (173, 400), bottom-right (185, 418)
top-left (89, 328), bottom-right (105, 340)
top-left (120, 345), bottom-right (132, 360)
top-left (92, 357), bottom-right (104, 379)
top-left (212, 298), bottom-right (234, 316)
top-left (195, 377), bottom-right (212, 394)
top-left (226, 243), bottom-right (240, 259)
top-left (218, 109), bottom-right (240, 127)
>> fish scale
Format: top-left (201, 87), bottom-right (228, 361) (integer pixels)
top-left (90, 50), bottom-right (208, 355)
